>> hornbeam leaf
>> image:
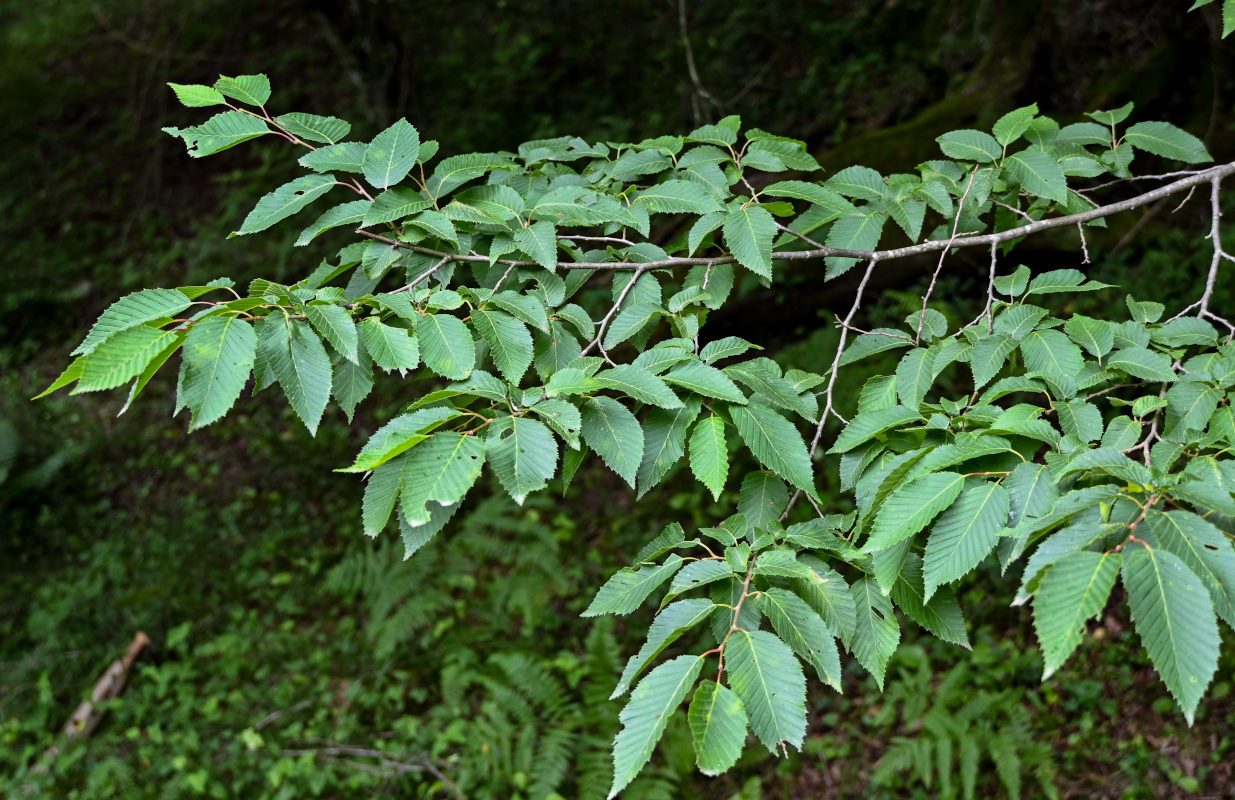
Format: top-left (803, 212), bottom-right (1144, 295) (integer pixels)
top-left (274, 112), bottom-right (350, 144)
top-left (76, 327), bottom-right (181, 393)
top-left (305, 302), bottom-right (358, 363)
top-left (339, 407), bottom-right (459, 473)
top-left (514, 220), bottom-right (558, 269)
top-left (118, 332), bottom-right (186, 414)
top-left (689, 415), bottom-right (729, 501)
top-left (633, 180), bottom-right (724, 214)
top-left (583, 555), bottom-right (685, 617)
top-left (758, 587), bottom-right (842, 690)
top-left (603, 272), bottom-right (662, 349)
top-left (33, 357), bottom-right (86, 399)
top-left (851, 578), bottom-right (900, 688)
top-left (1107, 347), bottom-right (1175, 382)
top-left (796, 555), bottom-right (857, 645)
top-left (416, 313), bottom-right (474, 380)
top-left (1034, 551), bottom-right (1121, 678)
top-left (397, 500), bottom-right (461, 559)
top-left (213, 73), bottom-right (270, 106)
top-left (1124, 121), bottom-right (1212, 163)
top-left (296, 200), bottom-right (372, 246)
top-left (937, 129), bottom-right (1002, 163)
top-left (637, 400), bottom-right (701, 497)
top-left (923, 481), bottom-right (1009, 601)
top-left (761, 180), bottom-right (855, 214)
top-left (269, 320), bottom-right (332, 435)
top-left (471, 309), bottom-right (533, 384)
top-left (890, 554), bottom-right (970, 648)
top-left (398, 432), bottom-right (486, 526)
top-left (865, 471), bottom-right (965, 553)
top-left (362, 117), bottom-right (420, 189)
top-left (486, 416), bottom-right (558, 504)
top-left (1064, 314), bottom-right (1115, 357)
top-left (1122, 541), bottom-right (1219, 724)
top-left (688, 681), bottom-right (749, 776)
top-left (609, 656), bottom-right (703, 798)
top-left (581, 396), bottom-right (644, 488)
top-left (164, 110), bottom-right (269, 157)
top-left (1147, 510), bottom-right (1235, 629)
top-left (357, 318), bottom-right (417, 373)
top-left (668, 559), bottom-right (735, 597)
top-left (361, 187), bottom-right (432, 227)
top-left (234, 174), bottom-right (337, 236)
top-left (1019, 329), bottom-right (1082, 397)
top-left (1006, 461), bottom-right (1058, 526)
top-left (614, 599), bottom-right (715, 699)
top-left (722, 205), bottom-right (776, 279)
top-left (180, 316), bottom-right (256, 431)
top-left (362, 457), bottom-right (403, 536)
top-left (828, 406), bottom-right (923, 454)
top-left (596, 364), bottom-right (682, 409)
top-left (74, 289), bottom-right (192, 356)
top-left (426, 152), bottom-right (514, 199)
top-left (167, 82), bottom-right (225, 107)
top-left (725, 629), bottom-right (807, 755)
top-left (663, 361), bottom-right (747, 404)
top-left (730, 403), bottom-right (818, 500)
top-left (1003, 148), bottom-right (1068, 203)
top-left (824, 211), bottom-right (886, 278)
top-left (298, 142), bottom-right (367, 174)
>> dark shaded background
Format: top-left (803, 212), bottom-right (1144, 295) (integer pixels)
top-left (3, 1), bottom-right (1234, 797)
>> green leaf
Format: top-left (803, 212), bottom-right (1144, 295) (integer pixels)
top-left (1064, 315), bottom-right (1115, 357)
top-left (688, 681), bottom-right (749, 776)
top-left (851, 578), bottom-right (901, 689)
top-left (738, 473), bottom-right (788, 531)
top-left (890, 555), bottom-right (970, 648)
top-left (1002, 149), bottom-right (1068, 203)
top-left (234, 174), bottom-right (336, 236)
top-left (1033, 551), bottom-right (1121, 678)
top-left (299, 142), bottom-right (367, 174)
top-left (615, 599), bottom-right (715, 698)
top-left (762, 180), bottom-right (855, 214)
top-left (936, 129), bottom-right (1002, 163)
top-left (596, 365), bottom-right (682, 409)
top-left (362, 118), bottom-right (420, 189)
top-left (758, 587), bottom-right (842, 690)
top-left (1025, 268), bottom-right (1111, 295)
top-left (1124, 121), bottom-right (1211, 163)
top-left (361, 187), bottom-right (432, 226)
top-left (1122, 541), bottom-right (1219, 724)
top-left (296, 200), bottom-right (371, 246)
top-left (609, 655), bottom-right (703, 799)
top-left (700, 337), bottom-right (758, 364)
top-left (486, 416), bottom-right (558, 504)
top-left (1019, 329), bottom-right (1082, 396)
top-left (723, 205), bottom-right (777, 279)
top-left (33, 357), bottom-right (86, 399)
top-left (730, 403), bottom-right (818, 501)
top-left (992, 103), bottom-right (1039, 146)
top-left (1147, 510), bottom-right (1235, 629)
top-left (865, 471), bottom-right (965, 553)
top-left (359, 318), bottom-right (420, 372)
top-left (795, 555), bottom-right (857, 644)
top-left (1057, 399), bottom-right (1103, 442)
top-left (167, 82), bottom-right (225, 107)
top-left (603, 273), bottom-right (662, 349)
top-left (824, 211), bottom-right (886, 278)
top-left (895, 347), bottom-right (936, 410)
top-left (471, 309), bottom-right (533, 384)
top-left (581, 396), bottom-right (645, 489)
top-left (416, 313), bottom-right (475, 380)
top-left (633, 180), bottom-right (724, 214)
top-left (426, 152), bottom-right (513, 199)
top-left (274, 112), bottom-right (350, 144)
top-left (74, 289), bottom-right (192, 356)
top-left (180, 316), bottom-right (256, 431)
top-left (269, 320), bottom-right (332, 435)
top-left (339, 407), bottom-right (459, 473)
top-left (828, 406), bottom-right (923, 454)
top-left (637, 400), bottom-right (701, 497)
top-left (399, 433), bottom-right (486, 526)
top-left (1165, 381), bottom-right (1222, 437)
top-left (690, 416), bottom-right (729, 501)
top-left (76, 327), bottom-right (181, 393)
top-left (1106, 347), bottom-right (1175, 382)
top-left (164, 111), bottom-right (269, 157)
top-left (663, 361), bottom-right (747, 403)
top-left (361, 458), bottom-right (402, 536)
top-left (213, 73), bottom-right (270, 106)
top-left (725, 629), bottom-right (807, 755)
top-left (583, 555), bottom-right (685, 617)
top-left (514, 220), bottom-right (559, 269)
top-left (923, 482), bottom-right (1008, 601)
top-left (669, 559), bottom-right (735, 597)
top-left (305, 302), bottom-right (358, 363)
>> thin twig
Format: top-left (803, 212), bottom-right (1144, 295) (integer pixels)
top-left (917, 168), bottom-right (978, 345)
top-left (582, 267), bottom-right (649, 361)
top-left (677, 0), bottom-right (720, 122)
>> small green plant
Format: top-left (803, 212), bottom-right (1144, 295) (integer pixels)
top-left (38, 66), bottom-right (1235, 794)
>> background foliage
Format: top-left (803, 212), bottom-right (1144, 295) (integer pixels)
top-left (4, 1), bottom-right (1235, 797)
